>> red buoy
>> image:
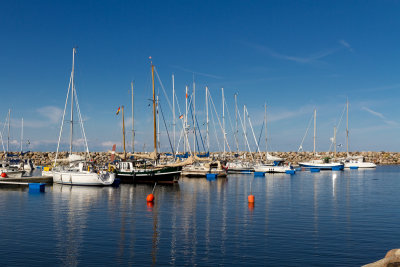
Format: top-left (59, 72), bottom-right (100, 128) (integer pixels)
top-left (146, 193), bottom-right (154, 202)
top-left (248, 194), bottom-right (255, 203)
top-left (1, 172), bottom-right (7, 178)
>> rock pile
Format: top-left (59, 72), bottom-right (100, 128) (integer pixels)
top-left (363, 248), bottom-right (400, 266)
top-left (0, 151), bottom-right (399, 166)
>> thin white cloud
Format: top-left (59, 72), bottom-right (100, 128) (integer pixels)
top-left (339, 40), bottom-right (353, 52)
top-left (362, 107), bottom-right (399, 126)
top-left (246, 40), bottom-right (352, 64)
top-left (37, 106), bottom-right (63, 124)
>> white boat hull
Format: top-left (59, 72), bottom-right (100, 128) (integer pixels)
top-left (0, 169), bottom-right (25, 178)
top-left (52, 171), bottom-right (115, 186)
top-left (344, 162), bottom-right (376, 168)
top-left (254, 165), bottom-right (291, 173)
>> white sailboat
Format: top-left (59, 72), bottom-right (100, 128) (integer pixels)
top-left (298, 109), bottom-right (344, 170)
top-left (253, 103), bottom-right (292, 173)
top-left (51, 48), bottom-right (115, 186)
top-left (342, 100), bottom-right (376, 168)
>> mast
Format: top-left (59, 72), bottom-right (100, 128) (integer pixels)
top-left (265, 103), bottom-right (267, 157)
top-left (122, 105), bottom-right (126, 159)
top-left (185, 85), bottom-right (188, 153)
top-left (20, 118), bottom-right (23, 153)
top-left (346, 99), bottom-right (349, 157)
top-left (313, 108), bottom-right (316, 156)
top-left (172, 74), bottom-right (175, 154)
top-left (131, 81), bottom-right (135, 154)
top-left (222, 88), bottom-right (225, 158)
top-left (193, 78), bottom-right (196, 154)
top-left (69, 47), bottom-right (76, 154)
top-left (206, 86), bottom-right (209, 152)
top-left (234, 93), bottom-right (239, 154)
top-left (151, 64), bottom-right (157, 156)
top-left (7, 109), bottom-right (10, 153)
top-left (334, 126), bottom-right (337, 158)
top-left (243, 105), bottom-right (246, 152)
top-left (157, 95), bottom-right (160, 151)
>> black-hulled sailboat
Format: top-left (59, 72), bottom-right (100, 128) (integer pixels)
top-left (115, 61), bottom-right (182, 183)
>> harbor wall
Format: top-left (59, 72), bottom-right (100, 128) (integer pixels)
top-left (1, 151), bottom-right (400, 166)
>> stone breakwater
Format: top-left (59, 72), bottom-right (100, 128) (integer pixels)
top-left (1, 151), bottom-right (400, 166)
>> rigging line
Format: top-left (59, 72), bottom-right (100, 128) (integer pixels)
top-left (237, 107), bottom-right (254, 161)
top-left (207, 90), bottom-right (231, 152)
top-left (328, 104), bottom-right (347, 153)
top-left (176, 127), bottom-right (184, 154)
top-left (159, 103), bottom-right (175, 155)
top-left (0, 114), bottom-right (7, 153)
top-left (245, 107), bottom-right (261, 154)
top-left (224, 97), bottom-right (238, 153)
top-left (154, 67), bottom-right (174, 113)
top-left (188, 101), bottom-right (205, 153)
top-left (209, 101), bottom-right (222, 152)
top-left (55, 71), bottom-right (73, 165)
top-left (73, 85), bottom-right (91, 160)
top-left (195, 115), bottom-right (206, 152)
top-left (257, 121), bottom-right (265, 150)
top-left (298, 111), bottom-right (314, 152)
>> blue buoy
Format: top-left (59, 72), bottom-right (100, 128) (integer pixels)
top-left (310, 168), bottom-right (320, 173)
top-left (285, 170), bottom-right (296, 174)
top-left (206, 173), bottom-right (218, 180)
top-left (350, 166), bottom-right (359, 170)
top-left (29, 183), bottom-right (46, 193)
top-left (254, 172), bottom-right (265, 177)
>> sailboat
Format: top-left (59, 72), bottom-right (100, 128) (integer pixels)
top-left (298, 109), bottom-right (344, 170)
top-left (115, 61), bottom-right (182, 183)
top-left (51, 48), bottom-right (115, 186)
top-left (0, 110), bottom-right (26, 178)
top-left (226, 93), bottom-right (255, 173)
top-left (253, 103), bottom-right (292, 173)
top-left (342, 100), bottom-right (376, 168)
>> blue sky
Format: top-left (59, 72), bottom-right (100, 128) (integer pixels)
top-left (1, 0), bottom-right (400, 152)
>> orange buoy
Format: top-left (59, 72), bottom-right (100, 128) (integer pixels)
top-left (248, 194), bottom-right (255, 203)
top-left (1, 172), bottom-right (7, 178)
top-left (146, 193), bottom-right (154, 202)
top-left (147, 201), bottom-right (154, 208)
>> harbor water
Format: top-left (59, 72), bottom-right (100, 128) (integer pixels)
top-left (0, 166), bottom-right (399, 266)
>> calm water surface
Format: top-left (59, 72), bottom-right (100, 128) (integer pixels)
top-left (0, 166), bottom-right (399, 266)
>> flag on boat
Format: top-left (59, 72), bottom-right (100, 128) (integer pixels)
top-left (116, 106), bottom-right (121, 115)
top-left (179, 114), bottom-right (184, 119)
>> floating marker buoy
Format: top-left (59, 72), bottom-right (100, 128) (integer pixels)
top-left (248, 194), bottom-right (255, 203)
top-left (1, 172), bottom-right (7, 178)
top-left (146, 193), bottom-right (154, 202)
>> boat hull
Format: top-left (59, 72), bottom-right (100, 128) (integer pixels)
top-left (344, 162), bottom-right (376, 168)
top-left (116, 166), bottom-right (181, 184)
top-left (254, 165), bottom-right (291, 173)
top-left (298, 162), bottom-right (344, 170)
top-left (0, 170), bottom-right (25, 178)
top-left (53, 171), bottom-right (115, 186)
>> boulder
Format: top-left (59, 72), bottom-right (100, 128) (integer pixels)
top-left (363, 249), bottom-right (400, 267)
